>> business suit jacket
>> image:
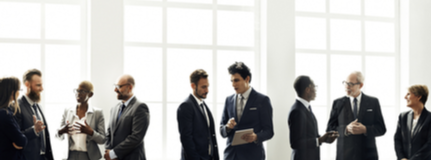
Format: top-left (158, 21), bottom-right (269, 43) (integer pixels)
top-left (394, 107), bottom-right (431, 160)
top-left (55, 106), bottom-right (106, 160)
top-left (288, 100), bottom-right (320, 160)
top-left (177, 94), bottom-right (219, 160)
top-left (326, 93), bottom-right (386, 160)
top-left (0, 108), bottom-right (27, 160)
top-left (220, 88), bottom-right (274, 160)
top-left (15, 96), bottom-right (54, 160)
top-left (105, 97), bottom-right (150, 160)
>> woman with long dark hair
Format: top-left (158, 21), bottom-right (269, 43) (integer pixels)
top-left (0, 76), bottom-right (27, 159)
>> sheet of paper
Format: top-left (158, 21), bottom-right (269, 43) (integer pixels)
top-left (231, 128), bottom-right (254, 146)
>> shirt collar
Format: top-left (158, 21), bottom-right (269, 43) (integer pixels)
top-left (238, 86), bottom-right (252, 99)
top-left (191, 93), bottom-right (204, 106)
top-left (296, 97), bottom-right (310, 110)
top-left (348, 92), bottom-right (362, 102)
top-left (24, 95), bottom-right (36, 106)
top-left (123, 95), bottom-right (135, 107)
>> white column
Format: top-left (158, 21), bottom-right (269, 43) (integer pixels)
top-left (409, 0), bottom-right (431, 110)
top-left (90, 0), bottom-right (124, 121)
top-left (266, 0), bottom-right (295, 159)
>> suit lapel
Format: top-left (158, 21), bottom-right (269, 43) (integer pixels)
top-left (342, 97), bottom-right (355, 122)
top-left (231, 95), bottom-right (238, 122)
top-left (411, 108), bottom-right (428, 140)
top-left (114, 97), bottom-right (137, 133)
top-left (357, 94), bottom-right (368, 122)
top-left (86, 108), bottom-right (94, 126)
top-left (406, 111), bottom-right (413, 139)
top-left (190, 94), bottom-right (208, 127)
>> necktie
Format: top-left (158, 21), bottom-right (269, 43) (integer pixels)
top-left (200, 103), bottom-right (209, 126)
top-left (117, 104), bottom-right (126, 122)
top-left (237, 95), bottom-right (244, 120)
top-left (308, 105), bottom-right (313, 114)
top-left (353, 98), bottom-right (358, 119)
top-left (32, 104), bottom-right (45, 153)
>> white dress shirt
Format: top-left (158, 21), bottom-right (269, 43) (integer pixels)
top-left (69, 114), bottom-right (88, 152)
top-left (348, 92), bottom-right (362, 116)
top-left (236, 87), bottom-right (253, 118)
top-left (192, 93), bottom-right (211, 155)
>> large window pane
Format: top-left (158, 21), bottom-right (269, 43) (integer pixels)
top-left (217, 11), bottom-right (254, 47)
top-left (0, 2), bottom-right (41, 39)
top-left (295, 53), bottom-right (327, 105)
top-left (0, 43), bottom-right (41, 79)
top-left (365, 21), bottom-right (395, 52)
top-left (295, 0), bottom-right (325, 13)
top-left (144, 103), bottom-right (163, 159)
top-left (216, 51), bottom-right (255, 103)
top-left (167, 49), bottom-right (213, 102)
top-left (166, 103), bottom-right (181, 159)
top-left (45, 4), bottom-right (80, 40)
top-left (329, 0), bottom-right (361, 15)
top-left (167, 8), bottom-right (212, 45)
top-left (376, 107), bottom-right (397, 159)
top-left (124, 47), bottom-right (163, 102)
top-left (365, 56), bottom-right (395, 105)
top-left (45, 45), bottom-right (81, 104)
top-left (125, 6), bottom-right (162, 43)
top-left (330, 19), bottom-right (361, 51)
top-left (330, 55), bottom-right (362, 101)
top-left (365, 0), bottom-right (394, 18)
top-left (296, 17), bottom-right (326, 50)
top-left (46, 104), bottom-right (71, 160)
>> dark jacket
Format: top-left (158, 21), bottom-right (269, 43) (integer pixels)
top-left (394, 107), bottom-right (431, 160)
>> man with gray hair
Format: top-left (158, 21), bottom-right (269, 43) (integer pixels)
top-left (326, 71), bottom-right (386, 160)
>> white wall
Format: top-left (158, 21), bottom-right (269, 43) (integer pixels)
top-left (409, 0), bottom-right (431, 110)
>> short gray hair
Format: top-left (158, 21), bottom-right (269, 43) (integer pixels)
top-left (352, 71), bottom-right (365, 84)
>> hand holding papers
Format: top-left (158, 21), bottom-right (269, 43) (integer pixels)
top-left (231, 128), bottom-right (254, 146)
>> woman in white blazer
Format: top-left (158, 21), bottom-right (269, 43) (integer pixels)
top-left (56, 81), bottom-right (106, 160)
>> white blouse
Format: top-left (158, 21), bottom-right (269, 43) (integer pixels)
top-left (69, 115), bottom-right (88, 152)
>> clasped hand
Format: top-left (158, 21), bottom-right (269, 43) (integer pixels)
top-left (346, 119), bottom-right (367, 135)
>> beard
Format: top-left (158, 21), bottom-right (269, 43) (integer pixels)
top-left (195, 88), bottom-right (207, 99)
top-left (28, 88), bottom-right (41, 102)
top-left (117, 91), bottom-right (127, 100)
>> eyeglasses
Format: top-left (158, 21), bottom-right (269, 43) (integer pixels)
top-left (73, 89), bottom-right (91, 94)
top-left (342, 81), bottom-right (361, 87)
top-left (113, 83), bottom-right (130, 90)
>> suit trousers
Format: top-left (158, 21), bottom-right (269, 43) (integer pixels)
top-left (68, 151), bottom-right (90, 160)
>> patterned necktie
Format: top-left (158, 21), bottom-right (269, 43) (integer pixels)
top-left (32, 104), bottom-right (45, 152)
top-left (353, 98), bottom-right (358, 119)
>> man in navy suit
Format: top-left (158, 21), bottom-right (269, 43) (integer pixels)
top-left (288, 76), bottom-right (338, 160)
top-left (177, 69), bottom-right (219, 160)
top-left (326, 71), bottom-right (386, 160)
top-left (220, 62), bottom-right (274, 160)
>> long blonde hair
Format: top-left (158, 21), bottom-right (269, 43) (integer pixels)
top-left (0, 77), bottom-right (21, 115)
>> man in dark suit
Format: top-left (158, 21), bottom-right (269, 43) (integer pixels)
top-left (220, 62), bottom-right (274, 160)
top-left (177, 69), bottom-right (219, 160)
top-left (15, 69), bottom-right (54, 160)
top-left (105, 75), bottom-right (150, 160)
top-left (326, 71), bottom-right (386, 160)
top-left (288, 76), bottom-right (338, 160)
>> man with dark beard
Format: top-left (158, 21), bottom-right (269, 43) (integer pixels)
top-left (177, 69), bottom-right (219, 160)
top-left (105, 74), bottom-right (150, 160)
top-left (15, 69), bottom-right (54, 160)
